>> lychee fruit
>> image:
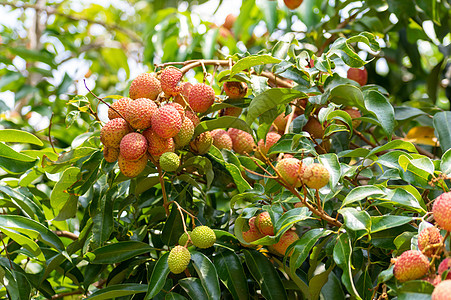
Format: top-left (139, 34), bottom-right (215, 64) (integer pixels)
top-left (167, 102), bottom-right (185, 121)
top-left (220, 106), bottom-right (242, 117)
top-left (124, 98), bottom-right (158, 130)
top-left (119, 132), bottom-right (148, 161)
top-left (223, 14), bottom-right (236, 30)
top-left (190, 131), bottom-right (212, 155)
top-left (438, 258), bottom-right (451, 280)
top-left (418, 227), bottom-right (443, 257)
top-left (227, 128), bottom-right (255, 155)
top-left (118, 154), bottom-right (148, 178)
top-left (242, 216), bottom-right (265, 244)
top-left (178, 231), bottom-right (192, 246)
top-left (159, 152), bottom-right (180, 172)
top-left (272, 230), bottom-right (299, 257)
top-left (151, 104), bottom-right (183, 139)
top-left (433, 192), bottom-right (451, 231)
top-left (191, 225), bottom-right (216, 249)
top-left (173, 82), bottom-right (193, 108)
top-left (223, 81), bottom-right (248, 99)
top-left (143, 128), bottom-right (175, 156)
top-left (185, 110), bottom-right (200, 127)
top-left (160, 67), bottom-right (183, 97)
top-left (255, 131), bottom-right (281, 160)
top-left (273, 113), bottom-right (289, 133)
top-left (103, 146), bottom-right (119, 163)
top-left (275, 157), bottom-right (305, 188)
top-left (423, 274), bottom-right (442, 286)
top-left (188, 83), bottom-right (216, 113)
top-left (301, 163), bottom-right (330, 190)
top-left (347, 67), bottom-right (368, 86)
top-left (167, 245), bottom-right (191, 274)
top-left (432, 280), bottom-right (451, 300)
top-left (108, 97), bottom-right (132, 120)
top-left (303, 117), bottom-right (324, 139)
top-left (129, 73), bottom-right (162, 100)
top-left (343, 107), bottom-right (362, 128)
top-left (284, 0), bottom-right (303, 10)
top-left (254, 212), bottom-right (274, 236)
top-left (393, 250), bottom-right (429, 282)
top-left (211, 129), bottom-right (233, 150)
top-left (100, 118), bottom-right (132, 148)
top-left (174, 117), bottom-right (194, 147)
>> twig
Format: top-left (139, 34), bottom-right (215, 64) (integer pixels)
top-left (1, 237), bottom-right (13, 269)
top-left (48, 113), bottom-right (57, 154)
top-left (50, 290), bottom-right (84, 299)
top-left (53, 230), bottom-right (78, 241)
top-left (354, 129), bottom-right (377, 148)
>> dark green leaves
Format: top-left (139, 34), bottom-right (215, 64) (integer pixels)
top-left (214, 250), bottom-right (249, 300)
top-left (145, 252), bottom-right (171, 300)
top-left (191, 251), bottom-right (221, 300)
top-left (88, 241), bottom-right (153, 264)
top-left (433, 111), bottom-right (451, 152)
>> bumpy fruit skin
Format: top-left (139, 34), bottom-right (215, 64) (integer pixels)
top-left (108, 97), bottom-right (132, 120)
top-left (151, 105), bottom-right (183, 139)
top-left (119, 133), bottom-right (148, 161)
top-left (418, 227), bottom-right (443, 257)
top-left (103, 146), bottom-right (119, 163)
top-left (190, 131), bottom-right (212, 155)
top-left (242, 216), bottom-right (265, 244)
top-left (124, 98), bottom-right (158, 130)
top-left (167, 245), bottom-right (191, 274)
top-left (227, 128), bottom-right (255, 154)
top-left (284, 0), bottom-right (303, 10)
top-left (438, 258), bottom-right (451, 280)
top-left (159, 152), bottom-right (180, 172)
top-left (160, 67), bottom-right (183, 97)
top-left (255, 212), bottom-right (274, 236)
top-left (178, 231), bottom-right (192, 246)
top-left (129, 73), bottom-right (161, 100)
top-left (223, 81), bottom-right (248, 99)
top-left (211, 129), bottom-right (232, 150)
top-left (302, 163), bottom-right (330, 190)
top-left (423, 274), bottom-right (442, 286)
top-left (143, 129), bottom-right (174, 156)
top-left (185, 110), bottom-right (200, 127)
top-left (272, 230), bottom-right (299, 256)
top-left (173, 82), bottom-right (193, 108)
top-left (221, 106), bottom-right (242, 117)
top-left (432, 280), bottom-right (451, 300)
top-left (167, 102), bottom-right (185, 121)
top-left (393, 250), bottom-right (429, 282)
top-left (433, 192), bottom-right (451, 231)
top-left (276, 158), bottom-right (305, 188)
top-left (347, 67), bottom-right (368, 86)
top-left (256, 132), bottom-right (281, 159)
top-left (191, 226), bottom-right (216, 248)
top-left (100, 118), bottom-right (132, 148)
top-left (174, 117), bottom-right (194, 147)
top-left (303, 117), bottom-right (324, 139)
top-left (118, 154), bottom-right (147, 178)
top-left (188, 83), bottom-right (216, 113)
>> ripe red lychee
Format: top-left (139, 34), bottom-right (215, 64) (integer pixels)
top-left (284, 0), bottom-right (303, 10)
top-left (242, 216), bottom-right (265, 244)
top-left (433, 192), bottom-right (451, 231)
top-left (223, 14), bottom-right (236, 30)
top-left (185, 110), bottom-right (200, 127)
top-left (303, 117), bottom-right (324, 139)
top-left (301, 163), bottom-right (330, 190)
top-left (255, 212), bottom-right (274, 236)
top-left (174, 117), bottom-right (194, 148)
top-left (151, 104), bottom-right (183, 139)
top-left (124, 98), bottom-right (158, 130)
top-left (393, 250), bottom-right (429, 282)
top-left (119, 132), bottom-right (148, 161)
top-left (108, 97), bottom-right (132, 120)
top-left (188, 83), bottom-right (216, 113)
top-left (100, 118), bottom-right (132, 148)
top-left (143, 128), bottom-right (175, 156)
top-left (103, 146), bottom-right (119, 163)
top-left (190, 131), bottom-right (212, 155)
top-left (173, 82), bottom-right (193, 108)
top-left (129, 73), bottom-right (162, 100)
top-left (167, 102), bottom-right (185, 121)
top-left (223, 81), bottom-right (248, 99)
top-left (255, 132), bottom-right (281, 160)
top-left (211, 129), bottom-right (233, 150)
top-left (438, 258), bottom-right (451, 280)
top-left (418, 227), bottom-right (443, 257)
top-left (275, 157), bottom-right (305, 188)
top-left (432, 280), bottom-right (451, 300)
top-left (227, 128), bottom-right (255, 155)
top-left (347, 67), bottom-right (368, 86)
top-left (423, 274), bottom-right (442, 286)
top-left (160, 67), bottom-right (183, 97)
top-left (118, 154), bottom-right (148, 178)
top-left (272, 230), bottom-right (299, 257)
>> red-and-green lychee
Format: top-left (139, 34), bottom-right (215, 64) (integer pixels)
top-left (151, 104), bottom-right (183, 139)
top-left (221, 106), bottom-right (242, 117)
top-left (393, 250), bottom-right (429, 282)
top-left (432, 280), bottom-right (451, 300)
top-left (174, 117), bottom-right (194, 147)
top-left (167, 245), bottom-right (191, 274)
top-left (301, 163), bottom-right (330, 190)
top-left (119, 132), bottom-right (148, 161)
top-left (242, 216), bottom-right (265, 244)
top-left (227, 128), bottom-right (255, 155)
top-left (190, 226), bottom-right (216, 248)
top-left (159, 152), bottom-right (180, 172)
top-left (129, 73), bottom-right (162, 100)
top-left (255, 131), bottom-right (281, 160)
top-left (273, 113), bottom-right (289, 133)
top-left (100, 118), bottom-right (132, 148)
top-left (347, 67), bottom-right (368, 86)
top-left (438, 258), bottom-right (451, 280)
top-left (160, 67), bottom-right (183, 97)
top-left (103, 146), bottom-right (119, 163)
top-left (275, 157), bottom-right (305, 187)
top-left (223, 81), bottom-right (248, 99)
top-left (118, 154), bottom-right (148, 178)
top-left (190, 131), bottom-right (212, 155)
top-left (254, 211), bottom-right (274, 236)
top-left (211, 129), bottom-right (233, 150)
top-left (188, 83), bottom-right (216, 113)
top-left (418, 227), bottom-right (443, 257)
top-left (433, 192), bottom-right (451, 231)
top-left (108, 97), bottom-right (132, 120)
top-left (173, 82), bottom-right (193, 108)
top-left (303, 117), bottom-right (324, 139)
top-left (124, 98), bottom-right (158, 130)
top-left (185, 110), bottom-right (200, 127)
top-left (143, 128), bottom-right (174, 156)
top-left (272, 230), bottom-right (299, 257)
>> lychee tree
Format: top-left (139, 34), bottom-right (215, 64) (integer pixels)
top-left (1, 0), bottom-right (451, 299)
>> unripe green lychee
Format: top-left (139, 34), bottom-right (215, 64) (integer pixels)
top-left (433, 192), bottom-right (451, 231)
top-left (188, 83), bottom-right (216, 113)
top-left (432, 279), bottom-right (451, 300)
top-left (242, 216), bottom-right (265, 244)
top-left (211, 129), bottom-right (232, 150)
top-left (185, 110), bottom-right (200, 127)
top-left (178, 231), bottom-right (192, 246)
top-left (129, 73), bottom-right (161, 100)
top-left (173, 82), bottom-right (192, 108)
top-left (254, 212), bottom-right (274, 236)
top-left (108, 97), bottom-right (132, 120)
top-left (124, 98), bottom-right (158, 130)
top-left (151, 104), bottom-right (183, 139)
top-left (159, 152), bottom-right (180, 172)
top-left (272, 230), bottom-right (299, 257)
top-left (142, 128), bottom-right (174, 156)
top-left (418, 227), bottom-right (443, 257)
top-left (438, 258), bottom-right (451, 280)
top-left (167, 245), bottom-right (191, 274)
top-left (118, 154), bottom-right (148, 178)
top-left (174, 117), bottom-right (194, 147)
top-left (393, 250), bottom-right (429, 282)
top-left (160, 67), bottom-right (183, 97)
top-left (303, 117), bottom-right (324, 139)
top-left (255, 131), bottom-right (281, 160)
top-left (227, 128), bottom-right (255, 154)
top-left (191, 225), bottom-right (216, 249)
top-left (223, 81), bottom-right (248, 99)
top-left (100, 118), bottom-right (132, 148)
top-left (119, 132), bottom-right (148, 161)
top-left (190, 131), bottom-right (212, 155)
top-left (103, 146), bottom-right (119, 163)
top-left (275, 158), bottom-right (305, 188)
top-left (301, 163), bottom-right (330, 190)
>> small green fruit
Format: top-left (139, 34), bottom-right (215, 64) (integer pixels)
top-left (167, 245), bottom-right (191, 274)
top-left (191, 226), bottom-right (216, 248)
top-left (159, 152), bottom-right (180, 172)
top-left (178, 231), bottom-right (192, 246)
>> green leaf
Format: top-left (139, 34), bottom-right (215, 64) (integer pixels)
top-left (309, 263), bottom-right (334, 300)
top-left (145, 252), bottom-right (170, 300)
top-left (274, 207), bottom-right (312, 235)
top-left (213, 249), bottom-right (249, 300)
top-left (0, 143), bottom-right (37, 174)
top-left (341, 185), bottom-right (386, 207)
top-left (321, 271), bottom-right (346, 300)
top-left (230, 55), bottom-right (282, 77)
top-left (89, 241), bottom-right (153, 264)
top-left (243, 249), bottom-right (288, 300)
top-left (327, 85), bottom-right (364, 109)
top-left (367, 140), bottom-right (417, 157)
top-left (433, 111), bottom-right (451, 152)
top-left (191, 251), bottom-right (221, 300)
top-left (92, 194), bottom-right (114, 247)
top-left (0, 227), bottom-right (44, 260)
top-left (339, 208), bottom-right (371, 235)
top-left (319, 153), bottom-right (341, 189)
top-left (327, 32), bottom-right (380, 67)
top-left (86, 284), bottom-right (148, 299)
top-left (194, 116), bottom-right (252, 137)
top-left (441, 148), bottom-right (451, 175)
top-left (179, 278), bottom-right (209, 299)
top-left (364, 90), bottom-right (395, 138)
top-left (161, 204), bottom-right (184, 247)
top-left (370, 216), bottom-right (413, 233)
top-left (397, 280), bottom-right (435, 300)
top-left (165, 292), bottom-right (188, 300)
top-left (0, 129), bottom-right (43, 146)
top-left (50, 167), bottom-right (80, 214)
